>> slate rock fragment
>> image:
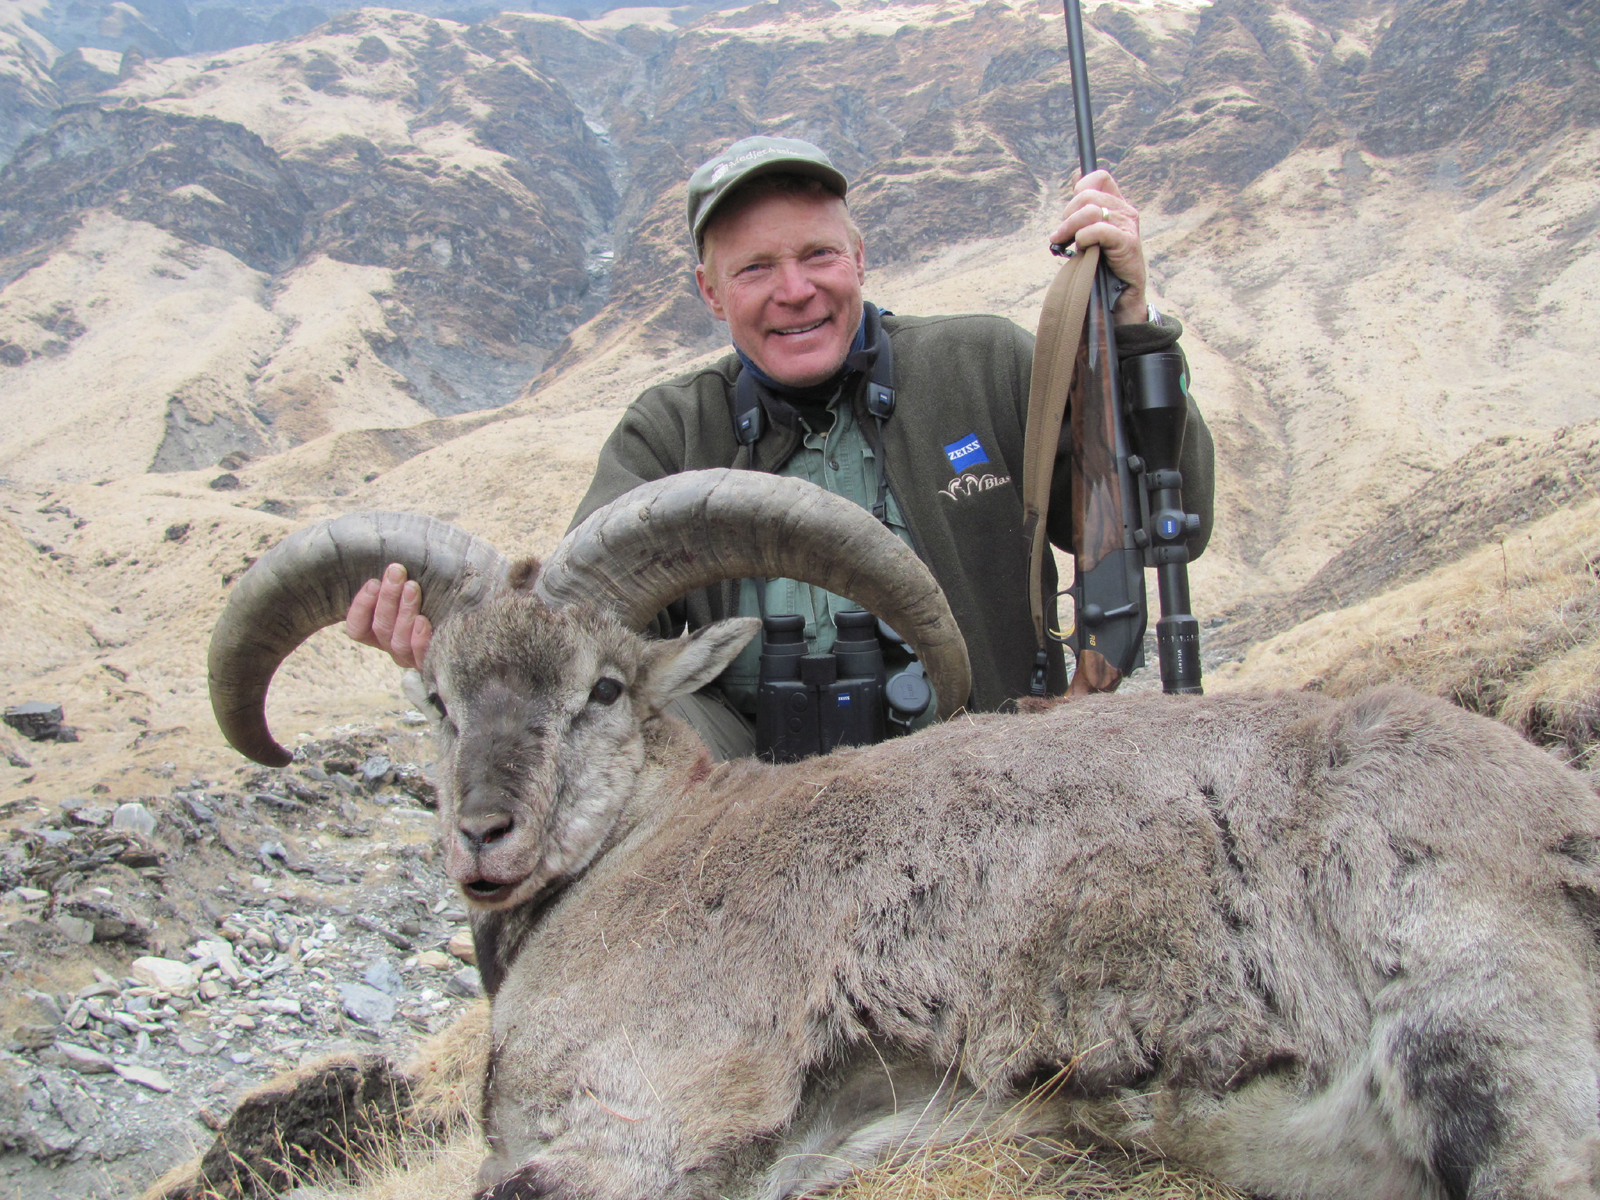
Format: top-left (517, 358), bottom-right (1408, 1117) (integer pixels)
top-left (3, 702), bottom-right (63, 742)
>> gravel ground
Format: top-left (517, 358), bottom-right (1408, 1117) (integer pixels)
top-left (0, 714), bottom-right (481, 1199)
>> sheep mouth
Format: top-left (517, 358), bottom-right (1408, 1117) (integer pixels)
top-left (464, 879), bottom-right (515, 903)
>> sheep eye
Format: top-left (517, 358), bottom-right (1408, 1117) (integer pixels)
top-left (589, 678), bottom-right (623, 706)
top-left (427, 692), bottom-right (448, 719)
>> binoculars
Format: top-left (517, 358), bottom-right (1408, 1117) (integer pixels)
top-left (754, 610), bottom-right (932, 763)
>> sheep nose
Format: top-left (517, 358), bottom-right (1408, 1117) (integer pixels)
top-left (458, 811), bottom-right (514, 853)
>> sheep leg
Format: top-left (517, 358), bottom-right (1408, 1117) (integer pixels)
top-left (1371, 919), bottom-right (1600, 1200)
top-left (1368, 963), bottom-right (1600, 1198)
top-left (1162, 927), bottom-right (1600, 1200)
top-left (1151, 1063), bottom-right (1437, 1199)
top-left (756, 1043), bottom-right (1076, 1200)
top-left (474, 1011), bottom-right (829, 1200)
top-left (477, 1030), bottom-right (1064, 1199)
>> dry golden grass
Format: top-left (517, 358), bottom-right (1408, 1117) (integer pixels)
top-left (307, 1112), bottom-right (1247, 1200)
top-left (312, 1126), bottom-right (488, 1200)
top-left (401, 999), bottom-right (491, 1128)
top-left (832, 1137), bottom-right (1246, 1200)
top-left (142, 1155), bottom-right (205, 1200)
top-left (270, 1110), bottom-right (482, 1200)
top-left (158, 1003), bottom-right (1241, 1200)
top-left (268, 1010), bottom-right (493, 1200)
top-left (311, 1117), bottom-right (1247, 1200)
top-left (1219, 496), bottom-right (1600, 766)
top-left (275, 1005), bottom-right (1244, 1200)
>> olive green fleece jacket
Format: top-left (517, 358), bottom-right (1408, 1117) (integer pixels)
top-left (568, 311), bottom-right (1215, 712)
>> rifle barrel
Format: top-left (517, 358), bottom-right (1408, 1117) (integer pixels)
top-left (1063, 0), bottom-right (1097, 174)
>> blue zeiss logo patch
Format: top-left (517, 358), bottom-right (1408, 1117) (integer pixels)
top-left (943, 434), bottom-right (989, 473)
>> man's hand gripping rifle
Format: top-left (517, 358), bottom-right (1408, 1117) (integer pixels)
top-left (1023, 0), bottom-right (1203, 697)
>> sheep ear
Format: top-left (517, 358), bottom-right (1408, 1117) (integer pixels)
top-left (402, 669), bottom-right (448, 726)
top-left (638, 618), bottom-right (761, 708)
top-left (401, 669), bottom-right (431, 712)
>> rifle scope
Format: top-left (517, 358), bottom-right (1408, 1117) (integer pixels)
top-left (1123, 351), bottom-right (1203, 694)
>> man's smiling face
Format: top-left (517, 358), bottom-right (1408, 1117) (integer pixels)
top-left (695, 188), bottom-right (866, 388)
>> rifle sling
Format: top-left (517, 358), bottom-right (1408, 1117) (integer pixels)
top-left (1022, 246), bottom-right (1099, 653)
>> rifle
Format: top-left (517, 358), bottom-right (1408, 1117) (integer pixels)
top-left (1021, 0), bottom-right (1203, 697)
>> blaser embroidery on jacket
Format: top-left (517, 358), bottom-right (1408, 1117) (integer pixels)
top-left (939, 472), bottom-right (1012, 501)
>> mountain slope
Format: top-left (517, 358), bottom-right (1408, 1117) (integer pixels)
top-left (0, 6), bottom-right (619, 474)
top-left (0, 0), bottom-right (1595, 799)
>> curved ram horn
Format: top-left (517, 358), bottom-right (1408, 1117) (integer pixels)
top-left (536, 470), bottom-right (972, 719)
top-left (207, 512), bottom-right (508, 767)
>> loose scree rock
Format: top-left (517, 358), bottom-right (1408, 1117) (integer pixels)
top-left (208, 471), bottom-right (1600, 1200)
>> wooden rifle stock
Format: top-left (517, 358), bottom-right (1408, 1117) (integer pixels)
top-left (1022, 240), bottom-right (1145, 696)
top-left (1064, 260), bottom-right (1147, 692)
top-left (1059, 0), bottom-right (1146, 692)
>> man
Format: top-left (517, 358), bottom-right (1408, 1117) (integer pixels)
top-left (347, 137), bottom-right (1213, 757)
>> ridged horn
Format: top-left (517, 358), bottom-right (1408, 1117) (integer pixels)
top-left (536, 469), bottom-right (972, 719)
top-left (208, 512), bottom-right (508, 767)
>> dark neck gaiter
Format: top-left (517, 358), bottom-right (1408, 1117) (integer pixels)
top-left (733, 312), bottom-right (869, 426)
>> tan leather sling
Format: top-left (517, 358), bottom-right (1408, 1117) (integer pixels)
top-left (1021, 245), bottom-right (1099, 655)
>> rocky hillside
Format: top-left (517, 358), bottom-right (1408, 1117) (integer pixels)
top-left (2, 0), bottom-right (1208, 484)
top-left (1, 0), bottom-right (654, 159)
top-left (0, 0), bottom-right (1597, 1193)
top-left (0, 7), bottom-right (617, 480)
top-left (492, 0), bottom-right (1197, 350)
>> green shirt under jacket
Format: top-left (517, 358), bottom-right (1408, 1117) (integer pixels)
top-left (568, 310), bottom-right (1214, 713)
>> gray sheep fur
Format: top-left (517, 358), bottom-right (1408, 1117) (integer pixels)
top-left (415, 575), bottom-right (1600, 1200)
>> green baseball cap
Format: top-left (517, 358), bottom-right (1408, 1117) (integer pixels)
top-left (686, 136), bottom-right (849, 257)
